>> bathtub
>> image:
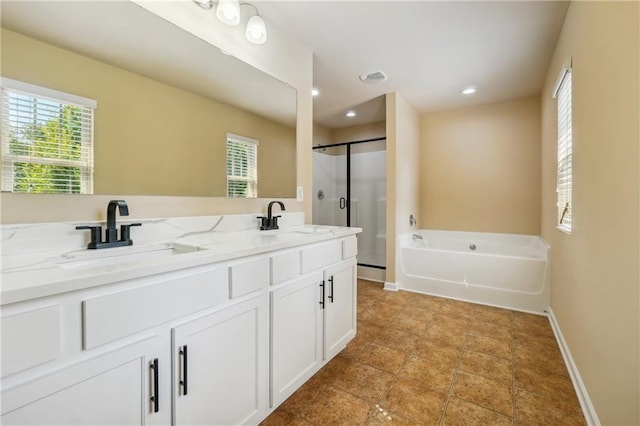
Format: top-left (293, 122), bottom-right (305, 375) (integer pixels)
top-left (398, 230), bottom-right (550, 314)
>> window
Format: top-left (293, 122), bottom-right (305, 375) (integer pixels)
top-left (1, 78), bottom-right (95, 194)
top-left (553, 59), bottom-right (572, 233)
top-left (226, 134), bottom-right (258, 198)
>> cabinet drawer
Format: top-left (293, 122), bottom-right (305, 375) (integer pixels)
top-left (1, 305), bottom-right (60, 377)
top-left (83, 266), bottom-right (228, 349)
top-left (342, 237), bottom-right (358, 259)
top-left (270, 250), bottom-right (300, 285)
top-left (300, 240), bottom-right (342, 274)
top-left (229, 256), bottom-right (268, 298)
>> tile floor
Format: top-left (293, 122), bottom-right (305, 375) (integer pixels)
top-left (262, 280), bottom-right (586, 425)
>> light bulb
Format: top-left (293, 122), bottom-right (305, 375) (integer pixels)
top-left (461, 86), bottom-right (477, 95)
top-left (216, 0), bottom-right (240, 25)
top-left (246, 15), bottom-right (267, 44)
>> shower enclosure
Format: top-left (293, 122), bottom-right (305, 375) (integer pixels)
top-left (312, 137), bottom-right (386, 270)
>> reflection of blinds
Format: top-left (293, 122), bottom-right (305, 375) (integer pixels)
top-left (226, 134), bottom-right (258, 198)
top-left (1, 78), bottom-right (95, 194)
top-left (554, 66), bottom-right (572, 232)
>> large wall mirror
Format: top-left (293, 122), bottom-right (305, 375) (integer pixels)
top-left (0, 1), bottom-right (297, 198)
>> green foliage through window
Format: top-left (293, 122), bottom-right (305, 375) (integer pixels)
top-left (2, 84), bottom-right (94, 194)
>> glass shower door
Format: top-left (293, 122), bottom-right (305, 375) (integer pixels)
top-left (350, 141), bottom-right (386, 268)
top-left (312, 146), bottom-right (349, 227)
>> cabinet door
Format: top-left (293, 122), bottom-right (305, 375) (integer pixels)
top-left (324, 259), bottom-right (357, 360)
top-left (270, 272), bottom-right (323, 407)
top-left (1, 336), bottom-right (164, 426)
top-left (173, 294), bottom-right (268, 426)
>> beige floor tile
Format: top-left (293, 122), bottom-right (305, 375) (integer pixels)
top-left (280, 374), bottom-right (327, 413)
top-left (372, 328), bottom-right (419, 353)
top-left (387, 314), bottom-right (429, 334)
top-left (424, 324), bottom-right (467, 348)
top-left (380, 378), bottom-right (447, 424)
top-left (260, 408), bottom-right (315, 426)
top-left (264, 281), bottom-right (584, 426)
top-left (414, 340), bottom-right (462, 369)
top-left (459, 350), bottom-right (512, 384)
top-left (515, 366), bottom-right (576, 399)
top-left (366, 405), bottom-right (420, 425)
top-left (465, 333), bottom-right (512, 360)
top-left (356, 343), bottom-right (408, 374)
top-left (433, 313), bottom-right (472, 332)
top-left (469, 319), bottom-right (512, 341)
top-left (513, 344), bottom-right (567, 376)
top-left (443, 397), bottom-right (513, 425)
top-left (452, 371), bottom-right (513, 417)
top-left (333, 362), bottom-right (395, 403)
top-left (398, 355), bottom-right (456, 393)
top-left (474, 308), bottom-right (512, 328)
top-left (440, 299), bottom-right (475, 318)
top-left (515, 387), bottom-right (585, 425)
top-left (312, 355), bottom-right (352, 385)
top-left (301, 386), bottom-right (372, 425)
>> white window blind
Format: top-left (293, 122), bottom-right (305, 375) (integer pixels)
top-left (1, 78), bottom-right (95, 194)
top-left (226, 134), bottom-right (258, 198)
top-left (554, 62), bottom-right (572, 233)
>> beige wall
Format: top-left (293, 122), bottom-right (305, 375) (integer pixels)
top-left (386, 93), bottom-right (420, 284)
top-left (540, 2), bottom-right (639, 424)
top-left (419, 96), bottom-right (541, 234)
top-left (331, 121), bottom-right (386, 143)
top-left (1, 29), bottom-right (296, 198)
top-left (0, 1), bottom-right (312, 223)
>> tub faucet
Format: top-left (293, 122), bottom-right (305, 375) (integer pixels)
top-left (412, 234), bottom-right (423, 240)
top-left (76, 200), bottom-right (142, 249)
top-left (257, 201), bottom-right (285, 230)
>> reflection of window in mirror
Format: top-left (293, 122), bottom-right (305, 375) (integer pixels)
top-left (1, 78), bottom-right (95, 194)
top-left (226, 133), bottom-right (258, 198)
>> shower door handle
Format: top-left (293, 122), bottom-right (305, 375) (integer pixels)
top-left (339, 197), bottom-right (346, 209)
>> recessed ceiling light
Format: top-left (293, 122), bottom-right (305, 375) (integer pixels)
top-left (312, 88), bottom-right (319, 97)
top-left (462, 87), bottom-right (477, 95)
top-left (346, 111), bottom-right (356, 118)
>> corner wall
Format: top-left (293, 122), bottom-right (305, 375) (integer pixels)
top-left (419, 96), bottom-right (541, 235)
top-left (386, 92), bottom-right (420, 284)
top-left (540, 2), bottom-right (639, 424)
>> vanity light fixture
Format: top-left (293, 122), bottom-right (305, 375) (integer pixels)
top-left (461, 86), bottom-right (477, 95)
top-left (346, 111), bottom-right (356, 118)
top-left (312, 88), bottom-right (320, 97)
top-left (192, 0), bottom-right (267, 44)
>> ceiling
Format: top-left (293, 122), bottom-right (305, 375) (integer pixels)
top-left (257, 1), bottom-right (570, 129)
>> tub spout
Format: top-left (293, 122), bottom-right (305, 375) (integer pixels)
top-left (412, 234), bottom-right (423, 240)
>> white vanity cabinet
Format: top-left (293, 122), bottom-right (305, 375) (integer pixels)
top-left (1, 336), bottom-right (163, 426)
top-left (269, 237), bottom-right (357, 408)
top-left (172, 292), bottom-right (268, 426)
top-left (0, 231), bottom-right (359, 426)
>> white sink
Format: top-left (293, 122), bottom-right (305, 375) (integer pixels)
top-left (56, 243), bottom-right (199, 271)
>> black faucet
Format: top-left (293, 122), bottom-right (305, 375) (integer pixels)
top-left (257, 201), bottom-right (285, 230)
top-left (76, 200), bottom-right (142, 249)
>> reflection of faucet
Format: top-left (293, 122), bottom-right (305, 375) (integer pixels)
top-left (257, 201), bottom-right (285, 230)
top-left (76, 200), bottom-right (141, 249)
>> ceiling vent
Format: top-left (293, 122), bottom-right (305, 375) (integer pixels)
top-left (359, 71), bottom-right (387, 84)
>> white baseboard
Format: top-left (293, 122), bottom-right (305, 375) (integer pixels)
top-left (357, 266), bottom-right (385, 283)
top-left (383, 281), bottom-right (398, 291)
top-left (547, 307), bottom-right (601, 426)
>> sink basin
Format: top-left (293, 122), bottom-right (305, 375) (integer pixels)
top-left (56, 243), bottom-right (199, 271)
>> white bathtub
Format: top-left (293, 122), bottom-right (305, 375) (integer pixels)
top-left (398, 230), bottom-right (550, 314)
